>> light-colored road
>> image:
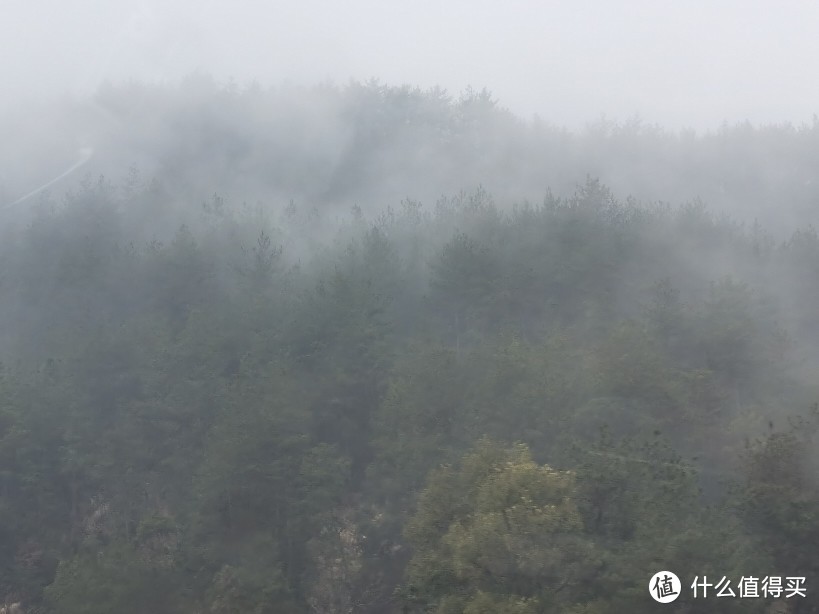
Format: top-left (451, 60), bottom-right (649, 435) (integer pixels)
top-left (1, 147), bottom-right (94, 209)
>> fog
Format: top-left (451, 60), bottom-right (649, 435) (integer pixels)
top-left (2, 3), bottom-right (819, 613)
top-left (4, 0), bottom-right (819, 129)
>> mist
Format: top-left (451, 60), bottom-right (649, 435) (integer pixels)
top-left (2, 3), bottom-right (819, 613)
top-left (4, 0), bottom-right (819, 129)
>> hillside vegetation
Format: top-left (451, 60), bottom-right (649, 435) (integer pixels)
top-left (1, 81), bottom-right (818, 613)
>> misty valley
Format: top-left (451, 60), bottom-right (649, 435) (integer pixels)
top-left (1, 80), bottom-right (819, 613)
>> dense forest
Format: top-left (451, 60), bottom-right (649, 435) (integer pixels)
top-left (1, 80), bottom-right (819, 613)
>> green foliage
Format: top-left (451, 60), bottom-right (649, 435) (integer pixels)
top-left (0, 148), bottom-right (816, 612)
top-left (205, 557), bottom-right (296, 614)
top-left (735, 406), bottom-right (819, 590)
top-left (403, 439), bottom-right (596, 613)
top-left (45, 541), bottom-right (185, 614)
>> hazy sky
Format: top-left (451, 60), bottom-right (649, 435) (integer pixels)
top-left (3, 0), bottom-right (818, 130)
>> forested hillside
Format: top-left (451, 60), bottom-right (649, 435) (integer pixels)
top-left (3, 79), bottom-right (819, 236)
top-left (1, 81), bottom-right (819, 613)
